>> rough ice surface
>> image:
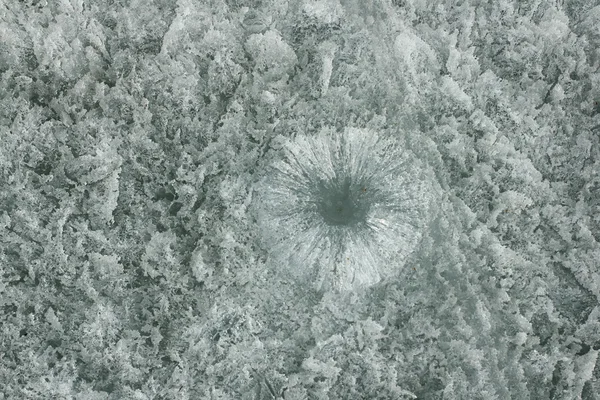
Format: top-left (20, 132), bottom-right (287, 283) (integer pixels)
top-left (1, 0), bottom-right (600, 399)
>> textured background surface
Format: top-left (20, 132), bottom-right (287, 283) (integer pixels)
top-left (1, 0), bottom-right (600, 398)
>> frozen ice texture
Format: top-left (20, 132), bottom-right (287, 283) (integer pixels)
top-left (254, 127), bottom-right (438, 291)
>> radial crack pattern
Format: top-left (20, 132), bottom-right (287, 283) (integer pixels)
top-left (254, 127), bottom-right (439, 291)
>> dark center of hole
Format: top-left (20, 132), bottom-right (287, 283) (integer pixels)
top-left (317, 177), bottom-right (369, 226)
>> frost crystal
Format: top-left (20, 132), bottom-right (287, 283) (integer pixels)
top-left (254, 128), bottom-right (437, 291)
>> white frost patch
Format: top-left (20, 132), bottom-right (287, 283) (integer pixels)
top-left (245, 30), bottom-right (297, 79)
top-left (302, 0), bottom-right (344, 25)
top-left (394, 29), bottom-right (439, 83)
top-left (441, 75), bottom-right (473, 110)
top-left (318, 41), bottom-right (337, 96)
top-left (537, 7), bottom-right (570, 42)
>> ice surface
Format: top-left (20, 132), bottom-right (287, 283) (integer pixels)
top-left (1, 0), bottom-right (599, 398)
